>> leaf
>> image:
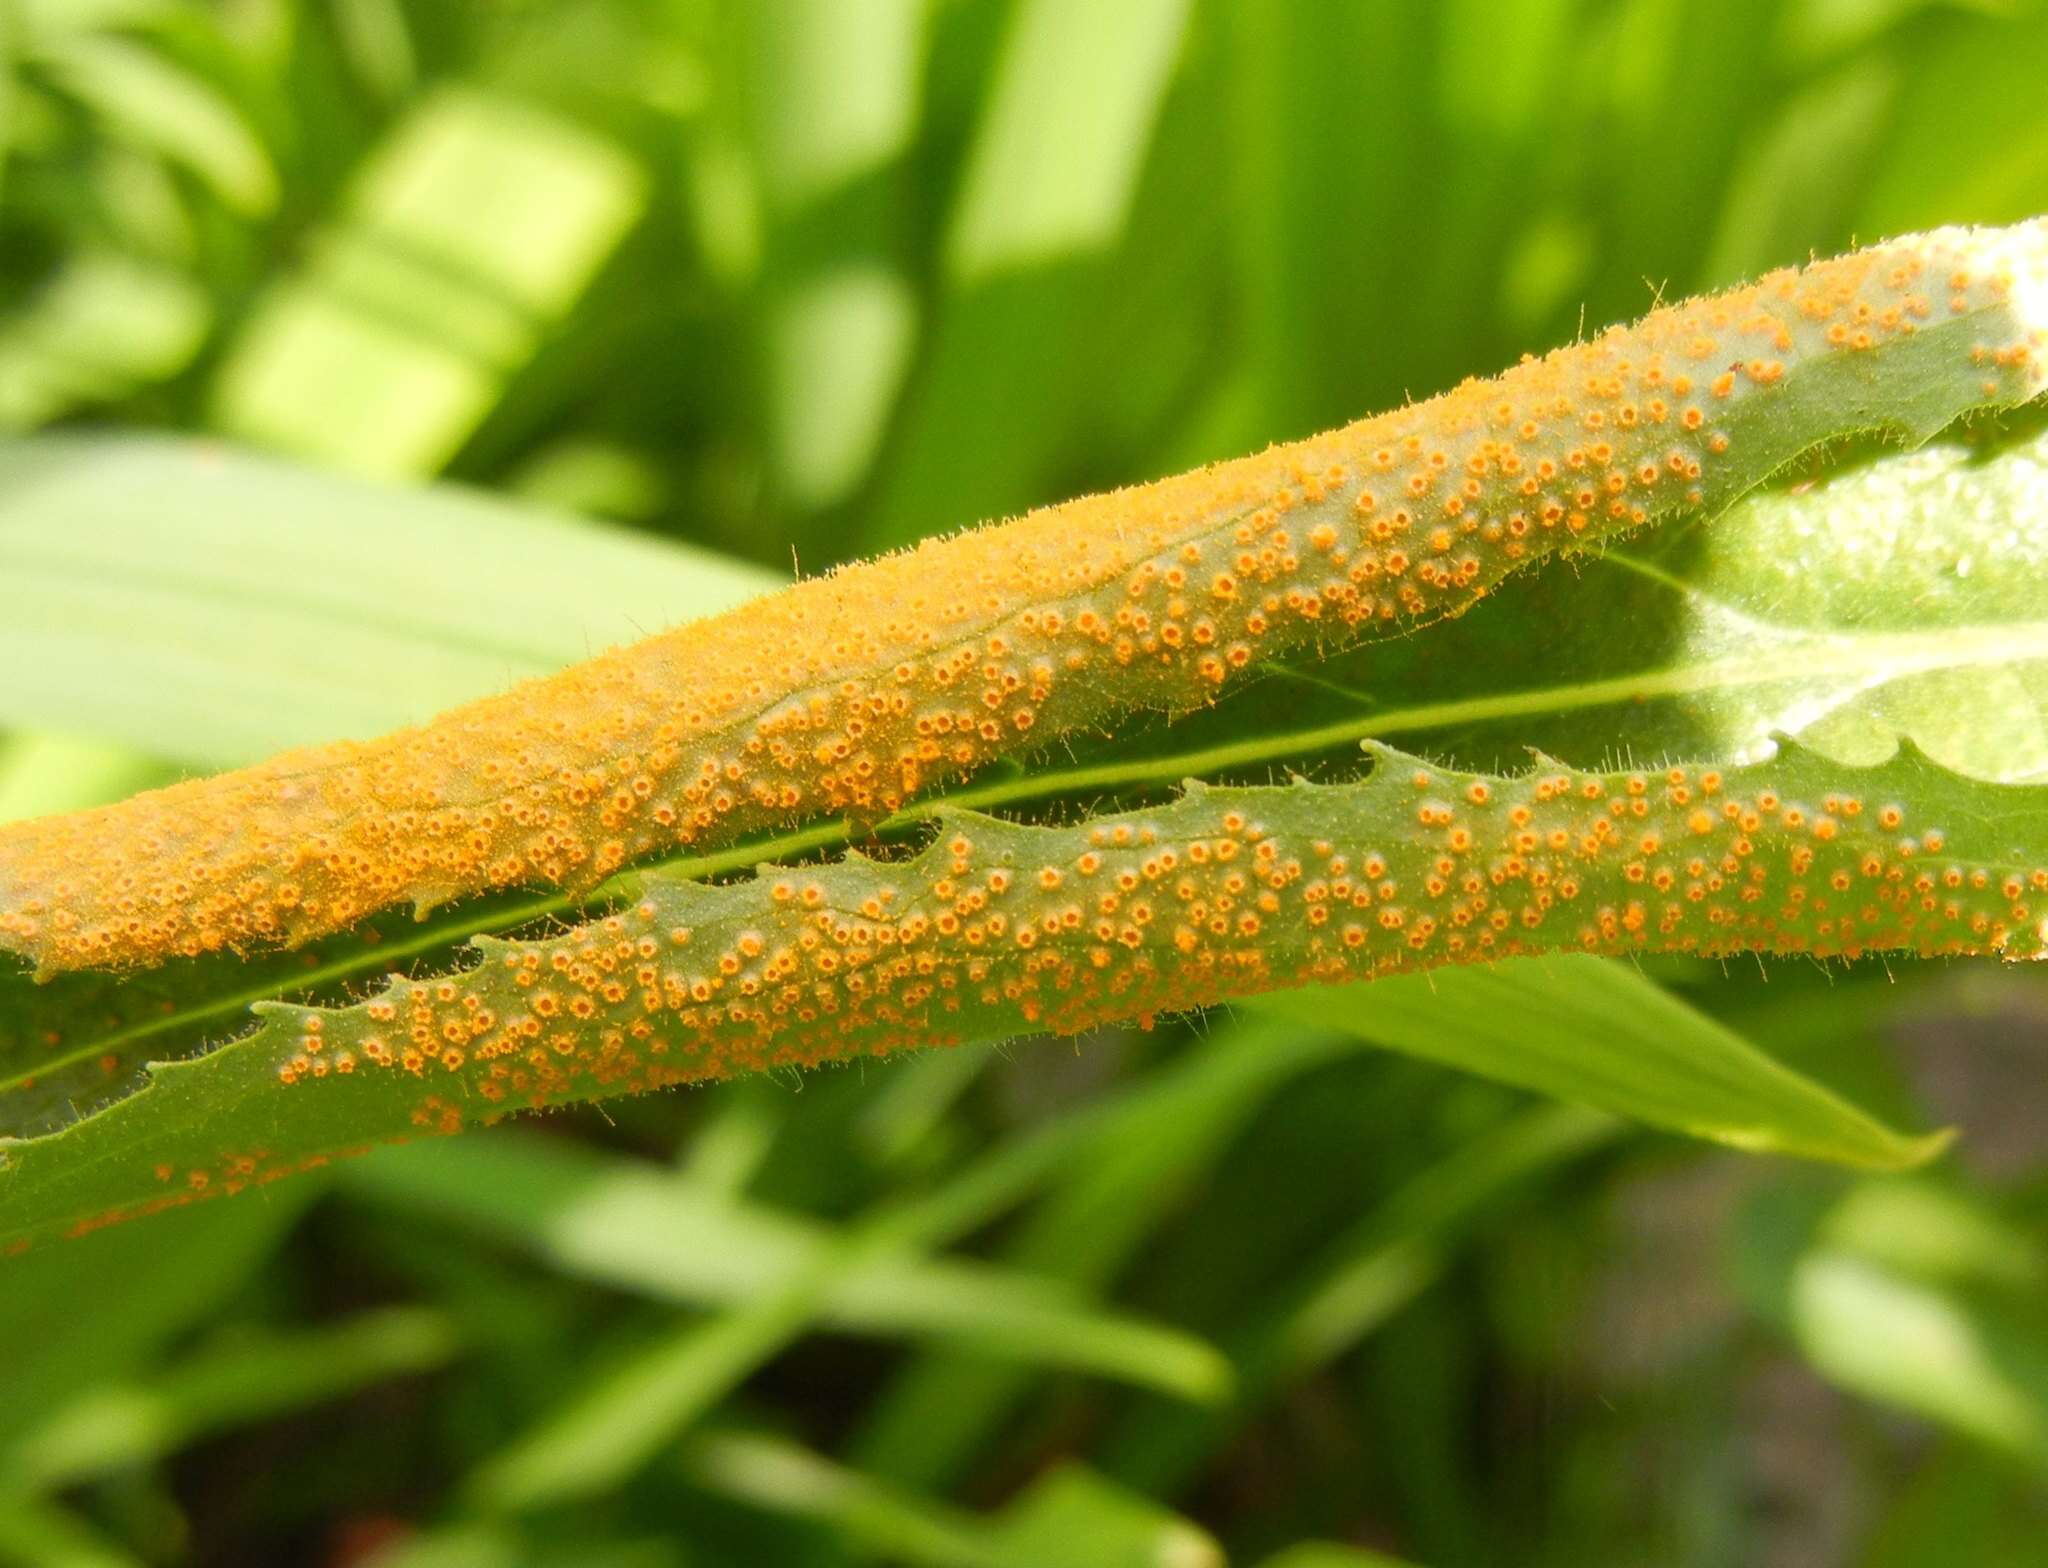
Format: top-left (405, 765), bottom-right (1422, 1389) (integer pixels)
top-left (733, 0), bottom-right (924, 515)
top-left (1736, 1176), bottom-right (2048, 1465)
top-left (0, 251), bottom-right (210, 429)
top-left (334, 1132), bottom-right (1228, 1402)
top-left (981, 1463), bottom-right (1222, 1568)
top-left (849, 1015), bottom-right (1360, 1488)
top-left (0, 433), bottom-right (777, 767)
top-left (942, 0), bottom-right (1191, 282)
top-left (0, 1190), bottom-right (312, 1449)
top-left (1075, 405), bottom-right (2048, 798)
top-left (679, 1429), bottom-right (1020, 1568)
top-left (30, 31), bottom-right (276, 215)
top-left (1257, 955), bottom-right (1949, 1170)
top-left (5, 228), bottom-right (2047, 1249)
top-left (455, 1204), bottom-right (1224, 1512)
top-left (686, 1434), bottom-right (1225, 1568)
top-left (1253, 1549), bottom-right (1429, 1568)
top-left (7, 736), bottom-right (2039, 1251)
top-left (1099, 1100), bottom-right (1616, 1494)
top-left (0, 1306), bottom-right (459, 1493)
top-left (205, 88), bottom-right (648, 477)
top-left (5, 390), bottom-right (2045, 1161)
top-left (8, 223), bottom-right (2045, 976)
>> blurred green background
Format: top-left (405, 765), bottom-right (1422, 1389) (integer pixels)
top-left (4, 1), bottom-right (2048, 1564)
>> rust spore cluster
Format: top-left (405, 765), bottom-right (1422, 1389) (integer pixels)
top-left (262, 743), bottom-right (2046, 1120)
top-left (3, 222), bottom-right (2044, 976)
top-left (31, 739), bottom-right (2046, 1246)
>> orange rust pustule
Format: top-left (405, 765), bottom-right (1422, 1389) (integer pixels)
top-left (17, 741), bottom-right (2048, 1247)
top-left (3, 221), bottom-right (2044, 975)
top-left (267, 748), bottom-right (2046, 1117)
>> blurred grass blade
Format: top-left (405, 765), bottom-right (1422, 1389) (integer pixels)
top-left (0, 253), bottom-right (209, 430)
top-left (684, 1435), bottom-right (1227, 1568)
top-left (1739, 1177), bottom-right (2048, 1465)
top-left (681, 1430), bottom-right (1011, 1568)
top-left (1259, 956), bottom-right (1949, 1171)
top-left (986, 1463), bottom-right (1221, 1568)
top-left (0, 1193), bottom-right (313, 1449)
top-left (0, 1498), bottom-right (142, 1568)
top-left (862, 0), bottom-right (1196, 549)
top-left (339, 1134), bottom-right (1226, 1401)
top-left (31, 31), bottom-right (275, 214)
top-left (0, 434), bottom-right (776, 767)
top-left (208, 89), bottom-right (645, 477)
top-left (464, 1235), bottom-right (877, 1513)
top-left (1254, 1549), bottom-right (1429, 1568)
top-left (944, 0), bottom-right (1189, 281)
top-left (459, 1048), bottom-right (1261, 1509)
top-left (736, 0), bottom-right (923, 514)
top-left (853, 1016), bottom-right (1359, 1487)
top-left (0, 1307), bottom-right (459, 1493)
top-left (1104, 1101), bottom-right (1619, 1492)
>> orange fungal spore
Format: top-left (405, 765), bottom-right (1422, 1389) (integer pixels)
top-left (2, 222), bottom-right (2043, 975)
top-left (257, 742), bottom-right (2046, 1137)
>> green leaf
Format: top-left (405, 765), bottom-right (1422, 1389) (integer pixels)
top-left (334, 1133), bottom-right (1227, 1402)
top-left (9, 733), bottom-right (2030, 1253)
top-left (0, 433), bottom-right (776, 768)
top-left (30, 31), bottom-right (276, 214)
top-left (983, 1463), bottom-right (1221, 1568)
top-left (850, 1016), bottom-right (1360, 1488)
top-left (451, 1018), bottom-right (1288, 1510)
top-left (1737, 1176), bottom-right (2048, 1466)
top-left (206, 88), bottom-right (647, 477)
top-left (1069, 408), bottom-right (2048, 802)
top-left (1253, 1549), bottom-right (1429, 1568)
top-left (1100, 1101), bottom-right (1617, 1493)
top-left (1257, 955), bottom-right (1949, 1171)
top-left (0, 251), bottom-right (209, 429)
top-left (859, 0), bottom-right (1200, 549)
top-left (0, 1306), bottom-right (459, 1493)
top-left (733, 0), bottom-right (924, 515)
top-left (0, 1190), bottom-right (311, 1449)
top-left (679, 1429), bottom-right (1019, 1568)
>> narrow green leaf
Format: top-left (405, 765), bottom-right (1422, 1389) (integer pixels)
top-left (0, 1190), bottom-right (311, 1448)
top-left (1258, 955), bottom-right (1947, 1171)
top-left (1738, 1177), bottom-right (2048, 1465)
top-left (942, 0), bottom-right (1190, 282)
top-left (985, 1463), bottom-right (1221, 1568)
top-left (206, 89), bottom-right (647, 476)
top-left (31, 32), bottom-right (275, 214)
top-left (0, 434), bottom-right (776, 767)
top-left (335, 1133), bottom-right (1226, 1401)
top-left (6, 735), bottom-right (2040, 1249)
top-left (0, 1306), bottom-right (459, 1492)
top-left (1101, 1101), bottom-right (1616, 1493)
top-left (680, 1429), bottom-right (1014, 1568)
top-left (850, 1016), bottom-right (1362, 1488)
top-left (1254, 1548), bottom-right (1429, 1568)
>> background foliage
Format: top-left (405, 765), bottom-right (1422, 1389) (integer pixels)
top-left (4, 1), bottom-right (2048, 1564)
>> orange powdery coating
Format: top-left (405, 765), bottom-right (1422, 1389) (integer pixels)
top-left (4, 222), bottom-right (2046, 977)
top-left (8, 739), bottom-right (2047, 1247)
top-left (265, 741), bottom-right (2045, 1108)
